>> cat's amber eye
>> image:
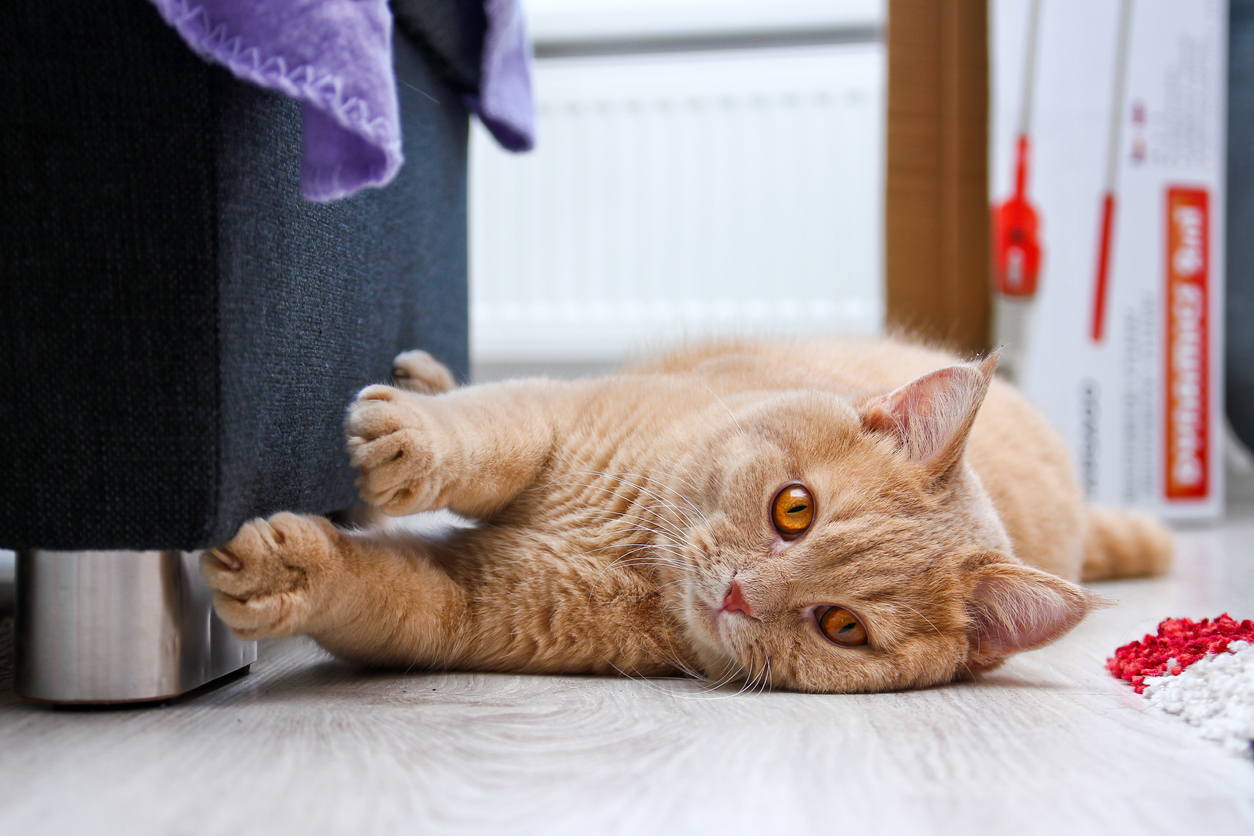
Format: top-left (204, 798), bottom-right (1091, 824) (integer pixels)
top-left (771, 484), bottom-right (814, 538)
top-left (816, 606), bottom-right (868, 647)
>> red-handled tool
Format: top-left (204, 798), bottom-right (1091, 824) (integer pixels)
top-left (1090, 0), bottom-right (1133, 343)
top-left (993, 133), bottom-right (1041, 298)
top-left (991, 0), bottom-right (1042, 383)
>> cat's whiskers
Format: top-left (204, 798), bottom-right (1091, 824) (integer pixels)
top-left (735, 667), bottom-right (755, 696)
top-left (890, 599), bottom-right (978, 682)
top-left (646, 579), bottom-right (689, 601)
top-left (601, 660), bottom-right (684, 697)
top-left (737, 645), bottom-right (773, 696)
top-left (644, 637), bottom-right (709, 684)
top-left (569, 471), bottom-right (706, 533)
top-left (742, 647), bottom-right (762, 695)
top-left (581, 518), bottom-right (692, 566)
top-left (622, 464), bottom-right (709, 500)
top-left (588, 507), bottom-right (689, 545)
top-left (700, 382), bottom-right (747, 436)
top-left (648, 592), bottom-right (745, 697)
top-left (693, 660), bottom-right (736, 693)
top-left (580, 543), bottom-right (689, 574)
top-left (683, 617), bottom-right (754, 696)
top-left (587, 515), bottom-right (684, 544)
top-left (570, 491), bottom-right (691, 544)
top-left (610, 558), bottom-right (687, 573)
top-left (640, 467), bottom-right (710, 506)
top-left (604, 661), bottom-right (734, 702)
top-left (585, 528), bottom-right (689, 568)
top-left (577, 535), bottom-right (678, 555)
top-left (740, 660), bottom-right (765, 696)
top-left (616, 471), bottom-right (712, 528)
top-left (608, 554), bottom-right (685, 567)
top-left (581, 530), bottom-right (684, 564)
top-left (574, 469), bottom-right (692, 511)
top-left (608, 557), bottom-right (689, 579)
top-left (894, 601), bottom-right (944, 639)
top-left (619, 542), bottom-right (690, 564)
top-left (704, 659), bottom-right (750, 695)
top-left (581, 494), bottom-right (700, 543)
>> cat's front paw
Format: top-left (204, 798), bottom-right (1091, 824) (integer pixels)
top-left (201, 513), bottom-right (340, 640)
top-left (346, 385), bottom-right (445, 514)
top-left (392, 350), bottom-right (455, 394)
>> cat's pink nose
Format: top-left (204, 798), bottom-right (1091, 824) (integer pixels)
top-left (720, 579), bottom-right (756, 618)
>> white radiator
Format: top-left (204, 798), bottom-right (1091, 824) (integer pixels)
top-left (469, 42), bottom-right (885, 364)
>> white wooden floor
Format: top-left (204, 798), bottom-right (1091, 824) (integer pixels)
top-left (2, 488), bottom-right (1253, 836)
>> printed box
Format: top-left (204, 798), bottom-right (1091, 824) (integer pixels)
top-left (989, 0), bottom-right (1227, 519)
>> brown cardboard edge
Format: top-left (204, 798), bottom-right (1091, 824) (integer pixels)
top-left (885, 0), bottom-right (992, 357)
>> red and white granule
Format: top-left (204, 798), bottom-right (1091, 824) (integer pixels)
top-left (1141, 641), bottom-right (1254, 755)
top-left (1108, 615), bottom-right (1254, 757)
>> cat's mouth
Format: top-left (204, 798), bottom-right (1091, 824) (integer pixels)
top-left (680, 569), bottom-right (759, 675)
top-left (692, 596), bottom-right (762, 685)
top-left (712, 577), bottom-right (759, 620)
top-left (701, 577), bottom-right (762, 637)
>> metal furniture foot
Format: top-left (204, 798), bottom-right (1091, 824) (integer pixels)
top-left (15, 550), bottom-right (256, 704)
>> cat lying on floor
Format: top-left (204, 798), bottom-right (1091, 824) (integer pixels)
top-left (202, 336), bottom-right (1172, 693)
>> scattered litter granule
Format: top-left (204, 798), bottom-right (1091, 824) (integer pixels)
top-left (1108, 614), bottom-right (1254, 758)
top-left (1142, 641), bottom-right (1254, 756)
top-left (1106, 614), bottom-right (1254, 693)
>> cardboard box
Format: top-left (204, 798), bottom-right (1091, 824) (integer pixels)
top-left (989, 0), bottom-right (1227, 519)
top-left (885, 0), bottom-right (992, 358)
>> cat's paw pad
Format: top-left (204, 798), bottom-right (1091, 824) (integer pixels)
top-left (392, 350), bottom-right (455, 394)
top-left (346, 386), bottom-right (443, 513)
top-left (201, 513), bottom-right (338, 640)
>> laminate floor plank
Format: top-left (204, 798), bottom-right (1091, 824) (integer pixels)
top-left (2, 506), bottom-right (1252, 836)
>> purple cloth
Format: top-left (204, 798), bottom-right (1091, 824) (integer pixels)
top-left (470, 0), bottom-right (535, 152)
top-left (148, 0), bottom-right (400, 202)
top-left (148, 0), bottom-right (534, 202)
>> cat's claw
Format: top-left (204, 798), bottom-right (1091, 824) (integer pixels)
top-left (201, 513), bottom-right (338, 640)
top-left (346, 385), bottom-right (444, 514)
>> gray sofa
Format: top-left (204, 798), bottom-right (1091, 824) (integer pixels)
top-left (0, 0), bottom-right (478, 702)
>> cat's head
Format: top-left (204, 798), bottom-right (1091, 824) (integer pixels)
top-left (668, 354), bottom-right (1095, 693)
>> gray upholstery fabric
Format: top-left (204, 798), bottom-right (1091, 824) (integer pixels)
top-left (391, 0), bottom-right (488, 95)
top-left (1230, 0), bottom-right (1254, 452)
top-left (0, 0), bottom-right (469, 550)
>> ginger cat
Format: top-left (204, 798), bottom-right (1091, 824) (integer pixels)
top-left (203, 337), bottom-right (1172, 693)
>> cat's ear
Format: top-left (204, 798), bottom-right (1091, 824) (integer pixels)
top-left (858, 351), bottom-right (999, 482)
top-left (965, 561), bottom-right (1095, 671)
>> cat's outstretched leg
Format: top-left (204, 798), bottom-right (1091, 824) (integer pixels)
top-left (202, 512), bottom-right (467, 666)
top-left (203, 512), bottom-right (686, 675)
top-left (347, 376), bottom-right (586, 519)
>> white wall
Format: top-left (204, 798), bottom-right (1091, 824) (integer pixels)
top-left (469, 0), bottom-right (887, 368)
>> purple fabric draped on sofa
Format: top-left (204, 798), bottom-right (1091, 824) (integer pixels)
top-left (147, 0), bottom-right (534, 202)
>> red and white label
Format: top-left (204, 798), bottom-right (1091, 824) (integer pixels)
top-left (1164, 187), bottom-right (1210, 501)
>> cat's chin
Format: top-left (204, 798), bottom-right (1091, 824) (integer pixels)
top-left (678, 596), bottom-right (746, 683)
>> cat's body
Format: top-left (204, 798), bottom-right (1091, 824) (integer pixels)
top-left (204, 336), bottom-right (1172, 693)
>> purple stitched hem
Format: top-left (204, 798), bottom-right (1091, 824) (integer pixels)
top-left (147, 0), bottom-right (402, 202)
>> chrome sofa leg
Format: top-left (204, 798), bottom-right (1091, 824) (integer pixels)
top-left (15, 550), bottom-right (256, 704)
